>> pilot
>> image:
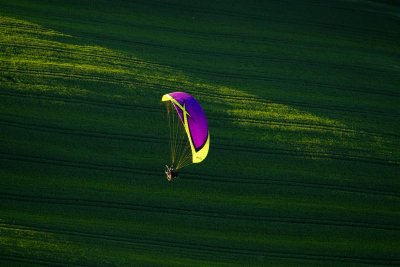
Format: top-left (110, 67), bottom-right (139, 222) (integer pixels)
top-left (165, 165), bottom-right (178, 181)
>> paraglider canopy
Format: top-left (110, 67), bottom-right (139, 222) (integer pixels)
top-left (162, 92), bottom-right (210, 176)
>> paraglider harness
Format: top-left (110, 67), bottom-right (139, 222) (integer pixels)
top-left (165, 165), bottom-right (178, 181)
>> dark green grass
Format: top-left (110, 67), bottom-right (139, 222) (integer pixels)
top-left (0, 0), bottom-right (399, 266)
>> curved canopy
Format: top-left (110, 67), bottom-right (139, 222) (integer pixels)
top-left (162, 92), bottom-right (210, 164)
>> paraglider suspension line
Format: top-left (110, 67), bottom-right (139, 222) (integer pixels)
top-left (167, 102), bottom-right (192, 170)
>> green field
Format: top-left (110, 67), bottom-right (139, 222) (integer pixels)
top-left (0, 0), bottom-right (399, 266)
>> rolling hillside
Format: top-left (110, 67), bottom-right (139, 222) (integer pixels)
top-left (0, 0), bottom-right (399, 266)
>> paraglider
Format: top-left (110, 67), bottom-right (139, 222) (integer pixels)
top-left (162, 92), bottom-right (210, 181)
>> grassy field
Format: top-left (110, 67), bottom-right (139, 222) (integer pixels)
top-left (0, 0), bottom-right (399, 266)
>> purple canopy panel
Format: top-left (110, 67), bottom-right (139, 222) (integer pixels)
top-left (169, 92), bottom-right (209, 152)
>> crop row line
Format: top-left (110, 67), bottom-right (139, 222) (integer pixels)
top-left (7, 20), bottom-right (390, 99)
top-left (3, 47), bottom-right (399, 98)
top-left (0, 97), bottom-right (388, 141)
top-left (133, 0), bottom-right (400, 41)
top-left (0, 224), bottom-right (257, 263)
top-left (1, 192), bottom-right (399, 231)
top-left (1, 98), bottom-right (398, 164)
top-left (1, 113), bottom-right (398, 167)
top-left (1, 89), bottom-right (399, 140)
top-left (3, 0), bottom-right (399, 47)
top-left (0, 254), bottom-right (83, 267)
top-left (221, 143), bottom-right (398, 167)
top-left (70, 32), bottom-right (400, 98)
top-left (1, 40), bottom-right (396, 79)
top-left (71, 14), bottom-right (400, 60)
top-left (0, 151), bottom-right (398, 198)
top-left (16, 0), bottom-right (395, 45)
top-left (2, 75), bottom-right (399, 120)
top-left (1, 222), bottom-right (399, 266)
top-left (3, 56), bottom-right (400, 108)
top-left (195, 91), bottom-right (400, 118)
top-left (0, 89), bottom-right (156, 112)
top-left (0, 68), bottom-right (175, 93)
top-left (0, 42), bottom-right (172, 73)
top-left (2, 114), bottom-right (398, 194)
